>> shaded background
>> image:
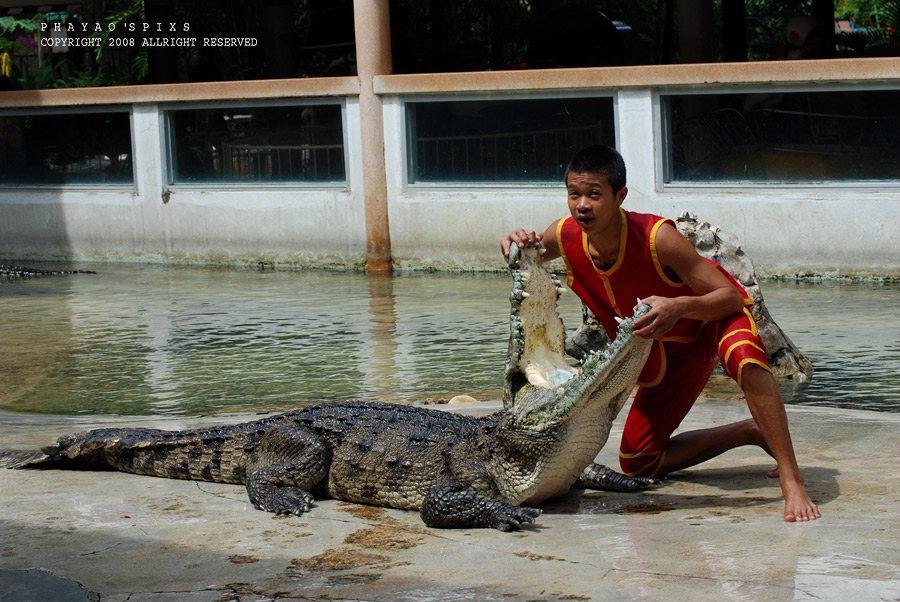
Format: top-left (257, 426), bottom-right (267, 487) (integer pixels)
top-left (1, 0), bottom-right (898, 88)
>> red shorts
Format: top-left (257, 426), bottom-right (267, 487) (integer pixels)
top-left (618, 308), bottom-right (771, 477)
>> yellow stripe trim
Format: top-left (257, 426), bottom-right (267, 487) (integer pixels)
top-left (649, 449), bottom-right (667, 478)
top-left (620, 449), bottom-right (667, 478)
top-left (556, 218), bottom-right (575, 289)
top-left (601, 276), bottom-right (620, 315)
top-left (720, 329), bottom-right (755, 343)
top-left (736, 359), bottom-right (772, 388)
top-left (723, 340), bottom-right (766, 366)
top-left (598, 207), bottom-right (629, 276)
top-left (581, 211), bottom-right (627, 316)
top-left (743, 307), bottom-right (759, 335)
top-left (619, 449), bottom-right (661, 460)
top-left (650, 218), bottom-right (684, 287)
top-left (637, 340), bottom-right (667, 387)
top-left (718, 308), bottom-right (760, 346)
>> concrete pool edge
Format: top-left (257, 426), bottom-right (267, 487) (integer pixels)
top-left (2, 397), bottom-right (899, 601)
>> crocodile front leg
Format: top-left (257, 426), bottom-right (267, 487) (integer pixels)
top-left (420, 478), bottom-right (542, 531)
top-left (576, 463), bottom-right (660, 492)
top-left (246, 424), bottom-right (331, 515)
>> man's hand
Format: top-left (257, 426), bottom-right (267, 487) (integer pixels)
top-left (632, 296), bottom-right (685, 340)
top-left (501, 229), bottom-right (542, 258)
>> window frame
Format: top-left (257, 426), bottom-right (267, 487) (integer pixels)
top-left (162, 97), bottom-right (350, 190)
top-left (0, 105), bottom-right (136, 190)
top-left (402, 90), bottom-right (620, 190)
top-left (656, 83), bottom-right (900, 192)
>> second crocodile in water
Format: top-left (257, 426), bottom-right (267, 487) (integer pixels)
top-left (1, 245), bottom-right (655, 530)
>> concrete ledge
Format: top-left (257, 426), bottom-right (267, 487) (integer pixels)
top-left (375, 57), bottom-right (900, 95)
top-left (0, 77), bottom-right (360, 108)
top-left (2, 398), bottom-right (899, 601)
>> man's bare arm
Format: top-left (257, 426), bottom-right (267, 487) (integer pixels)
top-left (500, 220), bottom-right (561, 262)
top-left (633, 222), bottom-right (744, 339)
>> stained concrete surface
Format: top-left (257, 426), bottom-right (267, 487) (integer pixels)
top-left (1, 397), bottom-right (899, 602)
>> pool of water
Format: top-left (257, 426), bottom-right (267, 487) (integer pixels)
top-left (760, 279), bottom-right (900, 412)
top-left (1, 263), bottom-right (898, 416)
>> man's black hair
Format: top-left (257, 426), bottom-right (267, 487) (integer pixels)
top-left (564, 145), bottom-right (627, 192)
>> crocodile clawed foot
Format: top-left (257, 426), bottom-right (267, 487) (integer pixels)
top-left (577, 463), bottom-right (661, 492)
top-left (492, 505), bottom-right (542, 532)
top-left (257, 487), bottom-right (316, 516)
top-left (625, 475), bottom-right (662, 491)
top-left (247, 469), bottom-right (317, 516)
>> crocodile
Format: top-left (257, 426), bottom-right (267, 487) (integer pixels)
top-left (0, 265), bottom-right (96, 279)
top-left (0, 245), bottom-right (654, 531)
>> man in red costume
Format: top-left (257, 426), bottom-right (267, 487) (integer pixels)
top-left (501, 145), bottom-right (820, 522)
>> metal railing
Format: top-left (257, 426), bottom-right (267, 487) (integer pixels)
top-left (221, 141), bottom-right (345, 182)
top-left (413, 124), bottom-right (603, 182)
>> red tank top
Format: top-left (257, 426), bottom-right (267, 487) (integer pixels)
top-left (556, 209), bottom-right (748, 386)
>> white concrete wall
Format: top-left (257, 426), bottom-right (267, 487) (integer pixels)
top-left (0, 99), bottom-right (369, 268)
top-left (618, 89), bottom-right (899, 278)
top-left (380, 62), bottom-right (900, 278)
top-left (1, 60), bottom-right (899, 277)
top-left (383, 89), bottom-right (900, 278)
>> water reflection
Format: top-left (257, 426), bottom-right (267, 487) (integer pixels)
top-left (364, 273), bottom-right (400, 401)
top-left (761, 280), bottom-right (900, 412)
top-left (0, 265), bottom-right (897, 416)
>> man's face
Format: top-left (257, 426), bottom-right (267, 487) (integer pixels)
top-left (566, 171), bottom-right (627, 235)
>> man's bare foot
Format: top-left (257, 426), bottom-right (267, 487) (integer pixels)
top-left (781, 477), bottom-right (821, 522)
top-left (746, 422), bottom-right (820, 520)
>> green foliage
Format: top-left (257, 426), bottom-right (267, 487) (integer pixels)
top-left (13, 60), bottom-right (63, 89)
top-left (4, 0), bottom-right (897, 87)
top-left (0, 14), bottom-right (43, 54)
top-left (85, 0), bottom-right (146, 84)
top-left (65, 69), bottom-right (107, 87)
top-left (0, 16), bottom-right (43, 34)
top-left (835, 0), bottom-right (882, 20)
top-left (1, 15), bottom-right (65, 90)
top-left (836, 0), bottom-right (900, 55)
top-left (131, 52), bottom-right (148, 81)
top-left (90, 0), bottom-right (143, 62)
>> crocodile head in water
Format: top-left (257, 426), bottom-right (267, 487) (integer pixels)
top-left (497, 243), bottom-right (652, 504)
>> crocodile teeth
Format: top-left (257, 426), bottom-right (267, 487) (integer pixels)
top-left (614, 316), bottom-right (623, 325)
top-left (521, 292), bottom-right (530, 298)
top-left (557, 287), bottom-right (566, 294)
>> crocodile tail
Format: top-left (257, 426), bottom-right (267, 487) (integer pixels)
top-left (0, 449), bottom-right (50, 469)
top-left (23, 428), bottom-right (174, 474)
top-left (36, 425), bottom-right (261, 484)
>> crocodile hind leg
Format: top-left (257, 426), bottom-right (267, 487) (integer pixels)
top-left (576, 463), bottom-right (659, 492)
top-left (246, 424), bottom-right (331, 515)
top-left (420, 478), bottom-right (542, 531)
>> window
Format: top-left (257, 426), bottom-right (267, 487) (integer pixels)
top-left (0, 110), bottom-right (133, 186)
top-left (663, 89), bottom-right (900, 184)
top-left (407, 97), bottom-right (615, 184)
top-left (167, 103), bottom-right (346, 185)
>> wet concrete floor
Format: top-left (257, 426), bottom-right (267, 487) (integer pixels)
top-left (1, 396), bottom-right (899, 602)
